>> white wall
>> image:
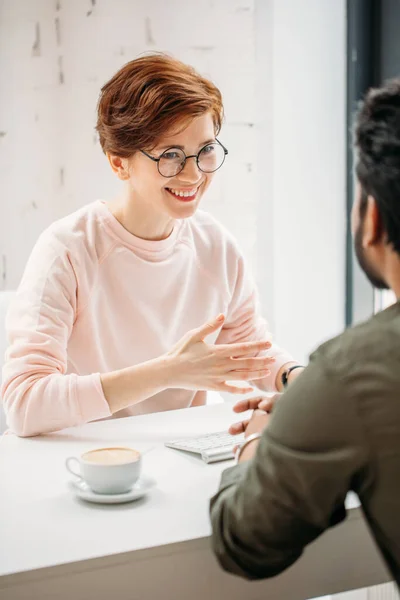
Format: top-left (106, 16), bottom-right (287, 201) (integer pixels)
top-left (255, 0), bottom-right (347, 363)
top-left (0, 0), bottom-right (257, 289)
top-left (0, 0), bottom-right (346, 363)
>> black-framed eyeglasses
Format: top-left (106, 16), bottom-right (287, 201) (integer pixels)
top-left (140, 139), bottom-right (228, 178)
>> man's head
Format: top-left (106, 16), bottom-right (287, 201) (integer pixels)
top-left (352, 79), bottom-right (400, 290)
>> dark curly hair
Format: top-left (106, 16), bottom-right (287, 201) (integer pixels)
top-left (355, 79), bottom-right (400, 255)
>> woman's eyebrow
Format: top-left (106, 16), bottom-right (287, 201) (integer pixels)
top-left (156, 139), bottom-right (216, 152)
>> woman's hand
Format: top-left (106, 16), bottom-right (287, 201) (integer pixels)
top-left (165, 314), bottom-right (275, 394)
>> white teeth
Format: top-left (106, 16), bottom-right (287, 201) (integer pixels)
top-left (167, 187), bottom-right (197, 197)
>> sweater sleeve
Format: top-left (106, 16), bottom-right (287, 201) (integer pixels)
top-left (1, 234), bottom-right (111, 437)
top-left (215, 253), bottom-right (294, 391)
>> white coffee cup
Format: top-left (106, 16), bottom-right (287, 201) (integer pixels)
top-left (66, 446), bottom-right (141, 494)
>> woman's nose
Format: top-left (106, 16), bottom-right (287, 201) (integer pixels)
top-left (178, 156), bottom-right (202, 182)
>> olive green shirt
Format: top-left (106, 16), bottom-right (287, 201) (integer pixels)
top-left (210, 302), bottom-right (400, 585)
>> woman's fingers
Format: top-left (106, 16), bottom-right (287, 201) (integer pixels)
top-left (218, 340), bottom-right (272, 357)
top-left (232, 369), bottom-right (270, 381)
top-left (219, 383), bottom-right (254, 394)
top-left (230, 356), bottom-right (275, 370)
top-left (219, 356), bottom-right (274, 381)
top-left (189, 314), bottom-right (225, 343)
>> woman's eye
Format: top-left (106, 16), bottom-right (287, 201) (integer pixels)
top-left (163, 151), bottom-right (181, 160)
top-left (202, 144), bottom-right (216, 154)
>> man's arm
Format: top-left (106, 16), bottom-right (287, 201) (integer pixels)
top-left (210, 353), bottom-right (369, 579)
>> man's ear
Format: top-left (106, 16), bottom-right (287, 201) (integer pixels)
top-left (107, 154), bottom-right (130, 180)
top-left (362, 195), bottom-right (384, 247)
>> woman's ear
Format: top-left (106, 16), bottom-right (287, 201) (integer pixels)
top-left (106, 154), bottom-right (130, 180)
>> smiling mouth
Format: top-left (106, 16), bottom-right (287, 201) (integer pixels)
top-left (165, 185), bottom-right (201, 202)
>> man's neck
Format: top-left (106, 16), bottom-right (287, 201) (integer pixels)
top-left (383, 255), bottom-right (400, 299)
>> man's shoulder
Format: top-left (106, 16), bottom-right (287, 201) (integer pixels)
top-left (314, 304), bottom-right (400, 377)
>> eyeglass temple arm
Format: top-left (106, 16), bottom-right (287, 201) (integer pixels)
top-left (216, 138), bottom-right (228, 155)
top-left (140, 150), bottom-right (160, 162)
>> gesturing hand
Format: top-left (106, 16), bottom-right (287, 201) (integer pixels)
top-left (167, 314), bottom-right (275, 395)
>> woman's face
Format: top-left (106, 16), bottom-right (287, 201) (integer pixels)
top-left (126, 112), bottom-right (218, 220)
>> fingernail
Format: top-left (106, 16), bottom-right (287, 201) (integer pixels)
top-left (216, 314), bottom-right (224, 321)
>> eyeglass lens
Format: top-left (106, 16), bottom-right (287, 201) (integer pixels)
top-left (158, 143), bottom-right (225, 177)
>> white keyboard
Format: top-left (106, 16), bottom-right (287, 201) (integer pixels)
top-left (165, 431), bottom-right (244, 464)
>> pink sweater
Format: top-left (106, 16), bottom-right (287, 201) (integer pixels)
top-left (1, 201), bottom-right (293, 436)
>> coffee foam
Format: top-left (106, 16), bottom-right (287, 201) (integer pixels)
top-left (82, 447), bottom-right (140, 465)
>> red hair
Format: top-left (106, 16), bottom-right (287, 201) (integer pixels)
top-left (96, 53), bottom-right (224, 157)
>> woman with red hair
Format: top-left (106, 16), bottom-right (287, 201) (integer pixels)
top-left (2, 54), bottom-right (301, 437)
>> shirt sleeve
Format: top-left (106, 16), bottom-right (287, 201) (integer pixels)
top-left (215, 253), bottom-right (294, 391)
top-left (210, 349), bottom-right (370, 579)
top-left (1, 234), bottom-right (111, 437)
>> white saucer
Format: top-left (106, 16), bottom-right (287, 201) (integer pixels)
top-left (68, 476), bottom-right (156, 504)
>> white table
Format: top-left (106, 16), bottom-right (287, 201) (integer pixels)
top-left (0, 402), bottom-right (391, 600)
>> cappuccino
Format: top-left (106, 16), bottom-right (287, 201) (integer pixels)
top-left (66, 446), bottom-right (142, 494)
top-left (82, 447), bottom-right (139, 465)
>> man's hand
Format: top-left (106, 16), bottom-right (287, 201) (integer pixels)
top-left (229, 394), bottom-right (281, 435)
top-left (243, 409), bottom-right (270, 438)
top-left (236, 409), bottom-right (270, 462)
